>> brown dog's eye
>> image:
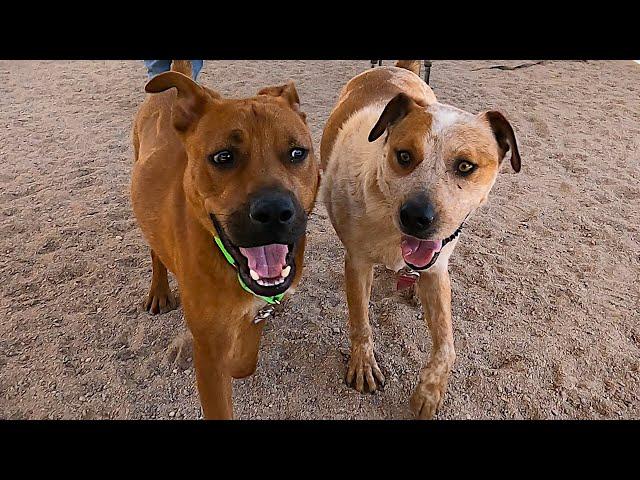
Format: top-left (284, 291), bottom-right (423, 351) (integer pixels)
top-left (456, 160), bottom-right (476, 176)
top-left (396, 150), bottom-right (412, 167)
top-left (289, 147), bottom-right (308, 163)
top-left (210, 150), bottom-right (234, 166)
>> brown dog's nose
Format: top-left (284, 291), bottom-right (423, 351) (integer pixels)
top-left (249, 191), bottom-right (296, 227)
top-left (400, 195), bottom-right (436, 236)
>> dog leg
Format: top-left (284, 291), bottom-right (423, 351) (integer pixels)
top-left (193, 337), bottom-right (233, 419)
top-left (144, 249), bottom-right (178, 315)
top-left (410, 267), bottom-right (456, 419)
top-left (344, 253), bottom-right (385, 393)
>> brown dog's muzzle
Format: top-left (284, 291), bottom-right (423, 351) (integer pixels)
top-left (228, 187), bottom-right (307, 247)
top-left (210, 186), bottom-right (307, 297)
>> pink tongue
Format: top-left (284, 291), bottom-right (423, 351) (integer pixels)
top-left (401, 236), bottom-right (442, 268)
top-left (239, 244), bottom-right (288, 279)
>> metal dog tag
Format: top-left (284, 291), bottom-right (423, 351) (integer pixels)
top-left (253, 305), bottom-right (275, 324)
top-left (397, 267), bottom-right (420, 290)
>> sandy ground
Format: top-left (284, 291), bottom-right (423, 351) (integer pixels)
top-left (1, 60), bottom-right (639, 420)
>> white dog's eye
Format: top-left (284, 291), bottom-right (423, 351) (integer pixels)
top-left (396, 150), bottom-right (412, 167)
top-left (457, 160), bottom-right (476, 175)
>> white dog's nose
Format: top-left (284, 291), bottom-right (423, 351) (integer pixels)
top-left (400, 195), bottom-right (436, 235)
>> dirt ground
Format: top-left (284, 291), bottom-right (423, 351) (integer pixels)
top-left (1, 60), bottom-right (639, 420)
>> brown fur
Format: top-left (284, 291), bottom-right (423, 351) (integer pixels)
top-left (395, 60), bottom-right (422, 75)
top-left (171, 60), bottom-right (192, 76)
top-left (320, 65), bottom-right (436, 170)
top-left (320, 62), bottom-right (520, 419)
top-left (131, 69), bottom-right (319, 419)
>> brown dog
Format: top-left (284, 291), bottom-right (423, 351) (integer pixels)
top-left (320, 61), bottom-right (521, 418)
top-left (131, 61), bottom-right (319, 419)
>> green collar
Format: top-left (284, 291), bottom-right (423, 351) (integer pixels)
top-left (213, 236), bottom-right (284, 305)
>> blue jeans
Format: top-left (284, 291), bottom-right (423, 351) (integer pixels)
top-left (144, 60), bottom-right (203, 81)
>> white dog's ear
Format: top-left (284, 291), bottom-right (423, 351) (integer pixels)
top-left (145, 71), bottom-right (211, 132)
top-left (479, 111), bottom-right (521, 172)
top-left (368, 93), bottom-right (423, 142)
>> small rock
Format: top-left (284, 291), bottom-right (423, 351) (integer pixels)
top-left (115, 236), bottom-right (123, 241)
top-left (169, 411), bottom-right (175, 418)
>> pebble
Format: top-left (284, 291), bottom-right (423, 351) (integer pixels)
top-left (169, 411), bottom-right (175, 418)
top-left (116, 236), bottom-right (123, 241)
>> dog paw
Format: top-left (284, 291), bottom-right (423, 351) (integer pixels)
top-left (345, 343), bottom-right (385, 393)
top-left (164, 331), bottom-right (193, 370)
top-left (410, 375), bottom-right (448, 419)
top-left (144, 288), bottom-right (178, 315)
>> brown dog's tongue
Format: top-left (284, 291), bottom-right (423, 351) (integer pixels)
top-left (239, 244), bottom-right (288, 279)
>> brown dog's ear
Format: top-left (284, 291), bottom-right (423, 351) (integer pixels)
top-left (368, 93), bottom-right (421, 142)
top-left (480, 111), bottom-right (521, 173)
top-left (145, 71), bottom-right (208, 132)
top-left (258, 81), bottom-right (306, 121)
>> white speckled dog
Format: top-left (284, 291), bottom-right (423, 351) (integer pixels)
top-left (320, 60), bottom-right (521, 418)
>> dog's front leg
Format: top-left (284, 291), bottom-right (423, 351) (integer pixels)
top-left (193, 336), bottom-right (233, 420)
top-left (344, 253), bottom-right (385, 393)
top-left (410, 266), bottom-right (456, 419)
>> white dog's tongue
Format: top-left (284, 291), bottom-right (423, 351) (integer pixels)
top-left (239, 244), bottom-right (288, 279)
top-left (401, 236), bottom-right (442, 268)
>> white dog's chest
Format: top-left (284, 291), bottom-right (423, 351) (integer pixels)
top-left (359, 235), bottom-right (405, 272)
